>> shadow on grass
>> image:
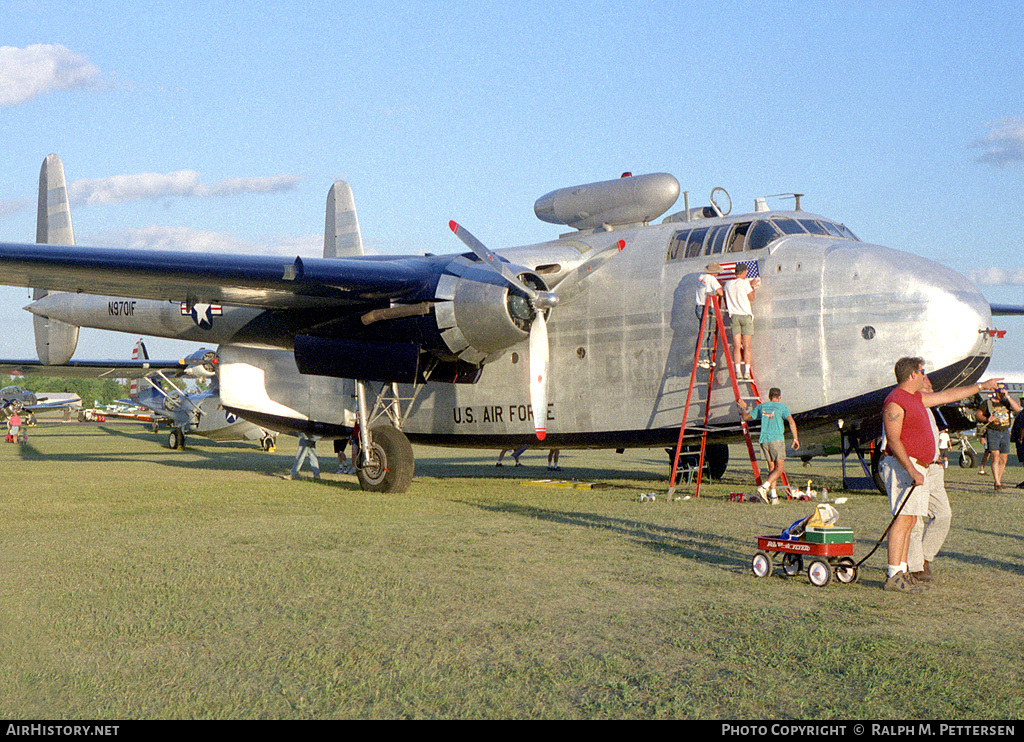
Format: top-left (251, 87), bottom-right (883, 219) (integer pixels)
top-left (460, 499), bottom-right (750, 568)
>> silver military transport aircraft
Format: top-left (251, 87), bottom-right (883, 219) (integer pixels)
top-left (0, 155), bottom-right (1008, 492)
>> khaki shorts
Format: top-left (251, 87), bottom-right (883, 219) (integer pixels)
top-left (761, 440), bottom-right (786, 462)
top-left (731, 313), bottom-right (753, 335)
top-left (879, 457), bottom-right (929, 517)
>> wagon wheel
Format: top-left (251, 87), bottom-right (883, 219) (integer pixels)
top-left (751, 551), bottom-right (774, 578)
top-left (807, 559), bottom-right (832, 587)
top-left (835, 557), bottom-right (859, 584)
top-left (782, 553), bottom-right (803, 577)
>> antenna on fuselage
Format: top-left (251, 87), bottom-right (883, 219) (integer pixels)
top-left (766, 192), bottom-right (805, 211)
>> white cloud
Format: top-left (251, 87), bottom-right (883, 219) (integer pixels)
top-left (67, 171), bottom-right (303, 206)
top-left (96, 226), bottom-right (319, 257)
top-left (969, 267), bottom-right (1024, 286)
top-left (0, 197), bottom-right (32, 218)
top-left (0, 44), bottom-right (102, 106)
top-left (971, 118), bottom-right (1024, 167)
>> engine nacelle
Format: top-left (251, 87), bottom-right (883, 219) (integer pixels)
top-left (431, 258), bottom-right (545, 366)
top-left (534, 172), bottom-right (680, 230)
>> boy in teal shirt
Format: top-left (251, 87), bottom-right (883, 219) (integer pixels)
top-left (738, 387), bottom-right (800, 503)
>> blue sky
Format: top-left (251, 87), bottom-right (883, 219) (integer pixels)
top-left (2, 0), bottom-right (1023, 372)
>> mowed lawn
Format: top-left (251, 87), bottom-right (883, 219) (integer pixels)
top-left (1, 422), bottom-right (1021, 719)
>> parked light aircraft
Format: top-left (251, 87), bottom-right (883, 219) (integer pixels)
top-left (0, 341), bottom-right (278, 450)
top-left (0, 154), bottom-right (1014, 492)
top-left (0, 385), bottom-right (81, 420)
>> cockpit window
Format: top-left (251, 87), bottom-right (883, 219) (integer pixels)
top-left (773, 217), bottom-right (807, 235)
top-left (727, 223), bottom-right (750, 252)
top-left (824, 221), bottom-right (847, 238)
top-left (685, 228), bottom-right (709, 258)
top-left (705, 225), bottom-right (728, 254)
top-left (746, 219), bottom-right (783, 251)
top-left (798, 219), bottom-right (829, 236)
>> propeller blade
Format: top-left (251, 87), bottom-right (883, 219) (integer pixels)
top-left (554, 239), bottom-right (625, 304)
top-left (448, 220), bottom-right (538, 299)
top-left (529, 311), bottom-right (549, 441)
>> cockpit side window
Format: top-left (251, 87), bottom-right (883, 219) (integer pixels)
top-left (705, 225), bottom-right (728, 255)
top-left (727, 222), bottom-right (750, 252)
top-left (839, 224), bottom-right (859, 240)
top-left (820, 221), bottom-right (845, 237)
top-left (685, 228), bottom-right (709, 258)
top-left (666, 229), bottom-right (689, 260)
top-left (746, 219), bottom-right (782, 251)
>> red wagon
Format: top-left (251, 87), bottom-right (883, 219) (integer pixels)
top-left (751, 527), bottom-right (859, 587)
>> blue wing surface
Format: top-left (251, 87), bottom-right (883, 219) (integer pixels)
top-left (0, 242), bottom-right (438, 309)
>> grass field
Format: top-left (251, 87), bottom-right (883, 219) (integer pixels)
top-left (1, 422), bottom-right (1022, 719)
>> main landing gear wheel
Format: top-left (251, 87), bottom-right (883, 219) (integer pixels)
top-left (751, 551), bottom-right (773, 578)
top-left (168, 428), bottom-right (185, 450)
top-left (870, 445), bottom-right (886, 495)
top-left (261, 435), bottom-right (276, 452)
top-left (959, 447), bottom-right (977, 470)
top-left (835, 557), bottom-right (859, 584)
top-left (705, 443), bottom-right (729, 480)
top-left (807, 559), bottom-right (832, 587)
top-left (356, 425), bottom-right (415, 493)
top-left (782, 553), bottom-right (803, 577)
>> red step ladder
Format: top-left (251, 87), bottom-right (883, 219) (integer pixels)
top-left (667, 294), bottom-right (786, 498)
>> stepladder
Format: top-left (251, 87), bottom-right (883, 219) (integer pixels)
top-left (667, 295), bottom-right (787, 498)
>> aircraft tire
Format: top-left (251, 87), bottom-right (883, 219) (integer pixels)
top-left (706, 443), bottom-right (729, 480)
top-left (870, 446), bottom-right (886, 495)
top-left (356, 425), bottom-right (415, 493)
top-left (168, 428), bottom-right (185, 450)
top-left (958, 447), bottom-right (977, 470)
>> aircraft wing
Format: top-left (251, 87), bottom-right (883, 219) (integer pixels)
top-left (0, 358), bottom-right (192, 379)
top-left (0, 242), bottom-right (437, 310)
top-left (990, 304), bottom-right (1024, 316)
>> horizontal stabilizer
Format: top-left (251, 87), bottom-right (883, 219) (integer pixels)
top-left (990, 303), bottom-right (1024, 316)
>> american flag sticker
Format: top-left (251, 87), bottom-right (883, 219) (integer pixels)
top-left (718, 260), bottom-right (760, 281)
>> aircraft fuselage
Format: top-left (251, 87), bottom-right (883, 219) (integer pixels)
top-left (34, 206), bottom-right (991, 449)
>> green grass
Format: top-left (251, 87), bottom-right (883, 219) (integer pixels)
top-left (1, 422), bottom-right (1022, 718)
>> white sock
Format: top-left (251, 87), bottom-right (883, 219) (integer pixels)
top-left (887, 564), bottom-right (906, 578)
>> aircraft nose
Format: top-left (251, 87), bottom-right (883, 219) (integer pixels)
top-left (822, 242), bottom-right (992, 389)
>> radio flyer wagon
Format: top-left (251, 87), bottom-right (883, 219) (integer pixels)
top-left (750, 505), bottom-right (859, 587)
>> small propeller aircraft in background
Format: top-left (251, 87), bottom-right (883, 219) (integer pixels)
top-left (0, 154), bottom-right (1012, 491)
top-left (0, 384), bottom-right (81, 421)
top-left (1, 340), bottom-right (277, 451)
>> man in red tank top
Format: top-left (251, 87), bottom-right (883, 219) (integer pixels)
top-left (880, 357), bottom-right (1001, 592)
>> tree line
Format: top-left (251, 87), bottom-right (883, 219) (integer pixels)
top-left (4, 376), bottom-right (130, 406)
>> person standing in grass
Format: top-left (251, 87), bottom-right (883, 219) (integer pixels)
top-left (880, 357), bottom-right (1001, 593)
top-left (737, 387), bottom-right (799, 504)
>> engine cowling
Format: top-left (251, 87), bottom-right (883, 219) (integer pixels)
top-left (432, 257), bottom-right (547, 366)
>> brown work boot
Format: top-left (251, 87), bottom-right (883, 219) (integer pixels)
top-left (905, 571), bottom-right (931, 590)
top-left (883, 572), bottom-right (921, 592)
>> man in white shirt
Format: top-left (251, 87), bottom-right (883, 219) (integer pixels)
top-left (723, 264), bottom-right (758, 379)
top-left (694, 263), bottom-right (724, 368)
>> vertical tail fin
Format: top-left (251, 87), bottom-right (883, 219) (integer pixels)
top-left (33, 154), bottom-right (80, 364)
top-left (129, 339), bottom-right (149, 400)
top-left (323, 180), bottom-right (365, 258)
